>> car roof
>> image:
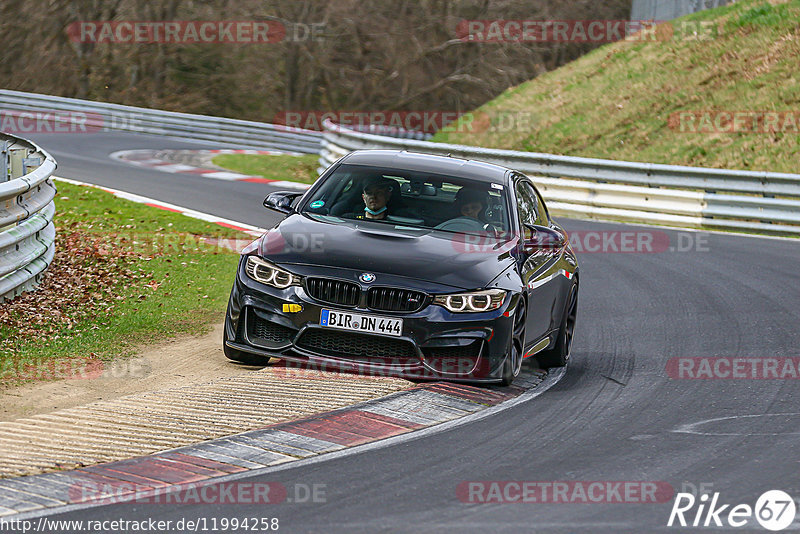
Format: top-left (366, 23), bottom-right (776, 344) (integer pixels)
top-left (340, 150), bottom-right (510, 184)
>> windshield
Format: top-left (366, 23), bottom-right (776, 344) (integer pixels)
top-left (301, 163), bottom-right (511, 235)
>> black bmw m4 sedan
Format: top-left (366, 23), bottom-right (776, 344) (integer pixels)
top-left (224, 150), bottom-right (579, 386)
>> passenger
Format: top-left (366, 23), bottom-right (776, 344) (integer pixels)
top-left (454, 188), bottom-right (487, 221)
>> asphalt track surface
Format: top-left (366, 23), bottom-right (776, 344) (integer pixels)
top-left (21, 131), bottom-right (800, 532)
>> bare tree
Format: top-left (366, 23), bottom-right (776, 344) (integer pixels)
top-left (0, 0), bottom-right (632, 125)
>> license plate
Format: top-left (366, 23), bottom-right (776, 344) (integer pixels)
top-left (319, 309), bottom-right (403, 337)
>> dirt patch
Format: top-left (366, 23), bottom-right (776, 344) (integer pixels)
top-left (0, 322), bottom-right (262, 422)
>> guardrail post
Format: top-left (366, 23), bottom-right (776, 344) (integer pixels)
top-left (0, 140), bottom-right (8, 183)
top-left (22, 156), bottom-right (42, 175)
top-left (9, 147), bottom-right (28, 179)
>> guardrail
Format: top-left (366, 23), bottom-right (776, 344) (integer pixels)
top-left (0, 90), bottom-right (322, 154)
top-left (631, 0), bottom-right (729, 22)
top-left (0, 133), bottom-right (57, 302)
top-left (320, 120), bottom-right (800, 237)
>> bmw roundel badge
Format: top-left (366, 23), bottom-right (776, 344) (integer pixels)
top-left (359, 272), bottom-right (376, 283)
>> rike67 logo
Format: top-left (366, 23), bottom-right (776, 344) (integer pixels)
top-left (668, 490), bottom-right (797, 531)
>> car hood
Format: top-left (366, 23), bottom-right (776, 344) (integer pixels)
top-left (254, 214), bottom-right (517, 291)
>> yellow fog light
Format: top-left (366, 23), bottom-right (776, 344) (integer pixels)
top-left (282, 304), bottom-right (302, 313)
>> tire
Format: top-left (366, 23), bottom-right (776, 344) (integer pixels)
top-left (223, 329), bottom-right (272, 366)
top-left (537, 282), bottom-right (578, 369)
top-left (500, 299), bottom-right (526, 386)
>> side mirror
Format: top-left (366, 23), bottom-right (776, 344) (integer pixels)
top-left (523, 224), bottom-right (565, 252)
top-left (264, 191), bottom-right (302, 215)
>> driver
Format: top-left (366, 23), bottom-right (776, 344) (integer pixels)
top-left (346, 177), bottom-right (396, 220)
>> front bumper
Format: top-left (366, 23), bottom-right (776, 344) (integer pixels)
top-left (225, 258), bottom-right (517, 383)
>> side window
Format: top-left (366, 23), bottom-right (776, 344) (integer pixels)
top-left (341, 177), bottom-right (355, 194)
top-left (532, 186), bottom-right (550, 225)
top-left (515, 180), bottom-right (539, 238)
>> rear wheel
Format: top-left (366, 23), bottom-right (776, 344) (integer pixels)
top-left (500, 300), bottom-right (526, 386)
top-left (537, 282), bottom-right (578, 369)
top-left (223, 329), bottom-right (272, 366)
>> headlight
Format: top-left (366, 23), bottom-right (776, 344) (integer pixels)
top-left (433, 289), bottom-right (506, 313)
top-left (244, 256), bottom-right (301, 289)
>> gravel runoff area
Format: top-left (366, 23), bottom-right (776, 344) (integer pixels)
top-left (0, 323), bottom-right (412, 478)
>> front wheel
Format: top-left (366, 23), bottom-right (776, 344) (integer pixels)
top-left (537, 282), bottom-right (578, 369)
top-left (500, 300), bottom-right (526, 386)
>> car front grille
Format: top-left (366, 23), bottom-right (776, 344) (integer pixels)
top-left (305, 277), bottom-right (427, 313)
top-left (367, 287), bottom-right (427, 313)
top-left (305, 277), bottom-right (360, 307)
top-left (296, 329), bottom-right (418, 363)
top-left (251, 316), bottom-right (295, 344)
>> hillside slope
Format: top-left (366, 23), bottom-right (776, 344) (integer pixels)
top-left (435, 0), bottom-right (800, 174)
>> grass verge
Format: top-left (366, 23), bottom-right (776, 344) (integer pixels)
top-left (212, 153), bottom-right (319, 184)
top-left (0, 181), bottom-right (250, 386)
top-left (433, 0), bottom-right (800, 174)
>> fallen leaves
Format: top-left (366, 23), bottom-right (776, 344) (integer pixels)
top-left (0, 230), bottom-right (159, 356)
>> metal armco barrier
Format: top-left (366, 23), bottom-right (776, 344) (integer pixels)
top-left (631, 0), bottom-right (730, 21)
top-left (0, 133), bottom-right (57, 302)
top-left (0, 90), bottom-right (322, 154)
top-left (320, 120), bottom-right (800, 236)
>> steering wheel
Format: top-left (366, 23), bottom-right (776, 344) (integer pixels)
top-left (482, 222), bottom-right (500, 237)
top-left (434, 217), bottom-right (487, 233)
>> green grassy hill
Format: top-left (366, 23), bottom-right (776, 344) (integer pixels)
top-left (434, 0), bottom-right (800, 174)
